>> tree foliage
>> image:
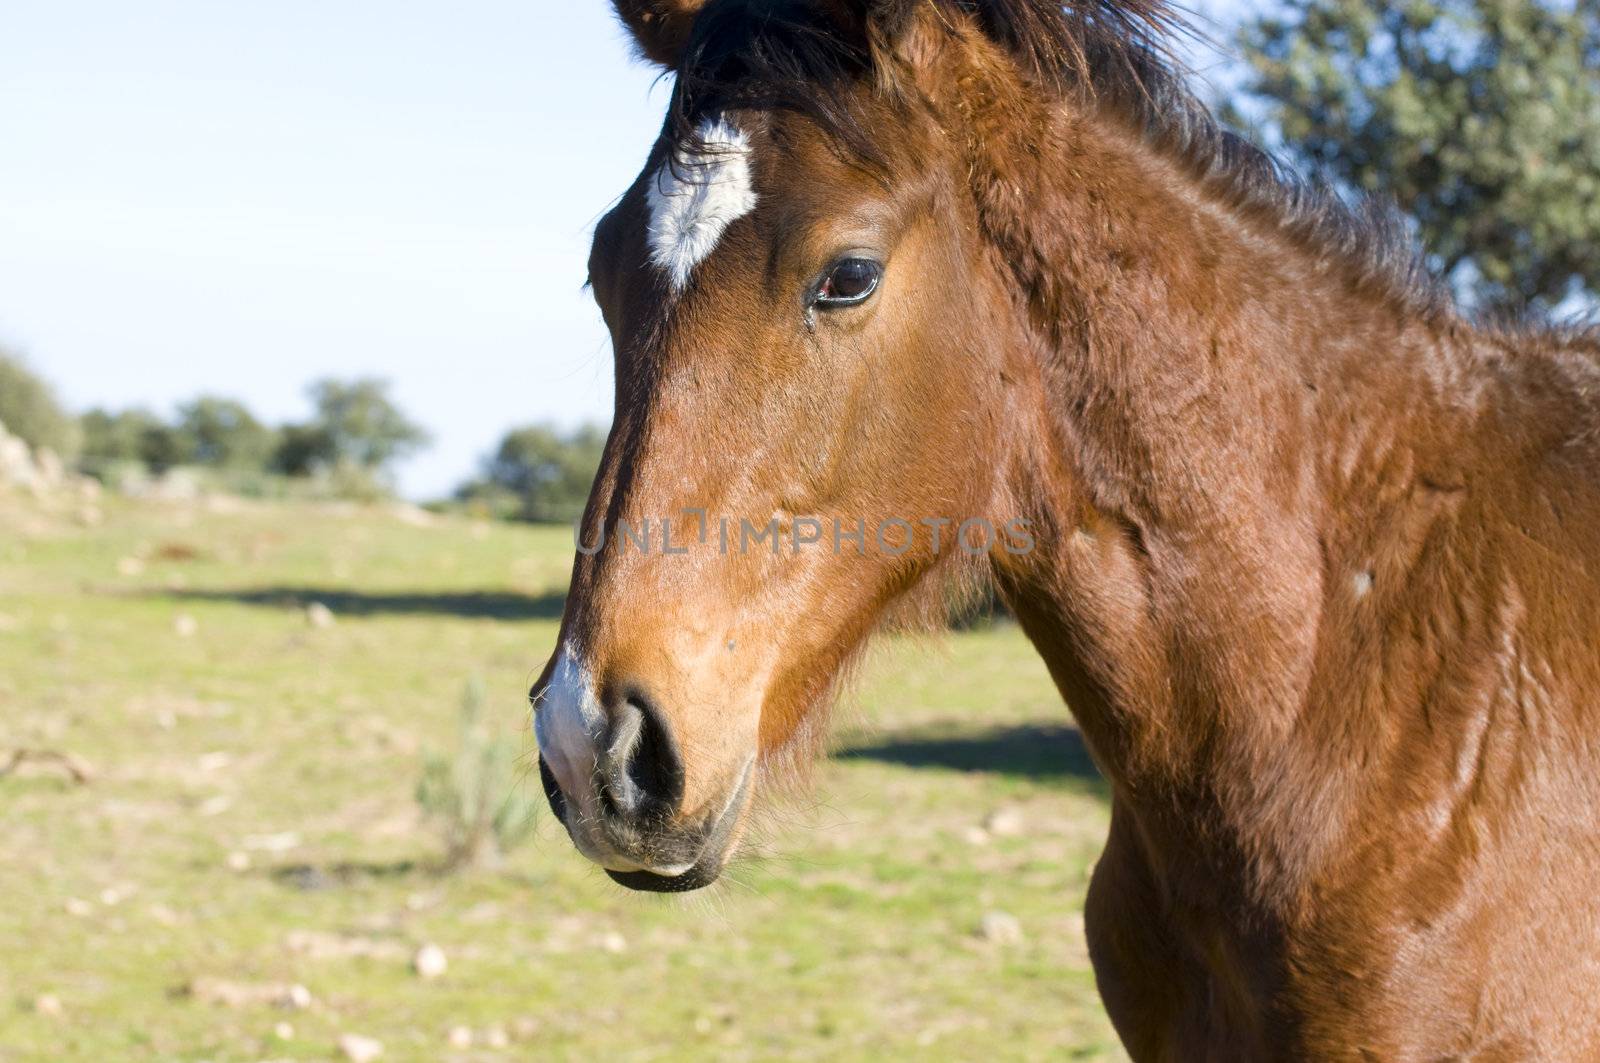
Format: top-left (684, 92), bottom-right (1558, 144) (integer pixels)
top-left (77, 379), bottom-right (430, 496)
top-left (1234, 0), bottom-right (1600, 313)
top-left (297, 378), bottom-right (431, 472)
top-left (460, 423), bottom-right (607, 524)
top-left (269, 423), bottom-right (334, 478)
top-left (80, 408), bottom-right (189, 475)
top-left (83, 400), bottom-right (274, 477)
top-left (0, 351), bottom-right (81, 459)
top-left (175, 396), bottom-right (278, 469)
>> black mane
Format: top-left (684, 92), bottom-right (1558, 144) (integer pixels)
top-left (665, 0), bottom-right (1452, 319)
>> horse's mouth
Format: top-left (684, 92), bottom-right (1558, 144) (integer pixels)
top-left (605, 861), bottom-right (720, 893)
top-left (539, 754), bottom-right (753, 893)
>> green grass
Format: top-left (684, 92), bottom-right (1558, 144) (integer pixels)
top-left (0, 493), bottom-right (1123, 1061)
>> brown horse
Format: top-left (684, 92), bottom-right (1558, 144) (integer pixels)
top-left (531, 1), bottom-right (1600, 1056)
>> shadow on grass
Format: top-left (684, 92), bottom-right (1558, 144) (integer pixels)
top-left (837, 724), bottom-right (1103, 787)
top-left (270, 860), bottom-right (426, 891)
top-left (155, 586), bottom-right (566, 621)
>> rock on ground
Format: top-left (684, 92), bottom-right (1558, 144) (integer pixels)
top-left (979, 911), bottom-right (1024, 947)
top-left (413, 942), bottom-right (448, 979)
top-left (983, 806), bottom-right (1026, 837)
top-left (286, 929), bottom-right (408, 961)
top-left (337, 1033), bottom-right (384, 1062)
top-left (185, 978), bottom-right (312, 1010)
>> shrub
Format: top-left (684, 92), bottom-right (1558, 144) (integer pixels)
top-left (0, 351), bottom-right (80, 460)
top-left (459, 423), bottom-right (607, 524)
top-left (416, 678), bottom-right (540, 871)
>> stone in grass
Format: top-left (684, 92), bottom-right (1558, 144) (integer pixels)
top-left (979, 910), bottom-right (1025, 947)
top-left (273, 1021), bottom-right (295, 1041)
top-left (32, 993), bottom-right (63, 1017)
top-left (983, 806), bottom-right (1026, 837)
top-left (185, 978), bottom-right (311, 1010)
top-left (338, 1033), bottom-right (384, 1062)
top-left (173, 614), bottom-right (198, 638)
top-left (413, 942), bottom-right (447, 980)
top-left (99, 883), bottom-right (136, 907)
top-left (305, 602), bottom-right (336, 629)
top-left (446, 1026), bottom-right (473, 1049)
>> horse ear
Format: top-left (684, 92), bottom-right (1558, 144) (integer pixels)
top-left (611, 0), bottom-right (707, 68)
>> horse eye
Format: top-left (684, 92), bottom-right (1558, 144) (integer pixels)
top-left (813, 258), bottom-right (882, 309)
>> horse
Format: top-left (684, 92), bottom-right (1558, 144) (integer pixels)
top-left (530, 1), bottom-right (1600, 1056)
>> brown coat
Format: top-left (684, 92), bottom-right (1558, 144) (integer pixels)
top-left (538, 2), bottom-right (1600, 1056)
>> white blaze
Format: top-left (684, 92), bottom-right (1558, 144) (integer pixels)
top-left (532, 644), bottom-right (692, 877)
top-left (646, 117), bottom-right (758, 292)
top-left (534, 644), bottom-right (605, 800)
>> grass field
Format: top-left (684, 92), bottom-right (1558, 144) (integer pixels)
top-left (0, 492), bottom-right (1122, 1061)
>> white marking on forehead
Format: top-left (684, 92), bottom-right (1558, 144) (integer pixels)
top-left (646, 117), bottom-right (758, 292)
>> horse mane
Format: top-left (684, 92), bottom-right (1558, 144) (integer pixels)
top-left (667, 0), bottom-right (1455, 321)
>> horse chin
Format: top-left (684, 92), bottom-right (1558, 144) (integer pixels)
top-left (606, 861), bottom-right (722, 893)
top-left (540, 751), bottom-right (754, 893)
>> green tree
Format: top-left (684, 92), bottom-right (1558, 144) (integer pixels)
top-left (271, 379), bottom-right (429, 478)
top-left (1234, 0), bottom-right (1600, 313)
top-left (80, 409), bottom-right (151, 469)
top-left (464, 423), bottom-right (607, 523)
top-left (0, 351), bottom-right (80, 459)
top-left (299, 378), bottom-right (429, 473)
top-left (135, 420), bottom-right (190, 474)
top-left (79, 408), bottom-right (189, 476)
top-left (175, 396), bottom-right (277, 469)
top-left (270, 423), bottom-right (334, 478)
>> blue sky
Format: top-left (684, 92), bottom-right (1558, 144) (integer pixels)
top-left (0, 1), bottom-right (1251, 498)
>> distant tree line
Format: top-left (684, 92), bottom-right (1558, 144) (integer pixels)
top-left (0, 350), bottom-right (429, 496)
top-left (1, 345), bottom-right (607, 516)
top-left (79, 378), bottom-right (429, 492)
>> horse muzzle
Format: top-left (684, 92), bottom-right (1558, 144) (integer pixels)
top-left (538, 752), bottom-right (752, 892)
top-left (533, 643), bottom-right (754, 892)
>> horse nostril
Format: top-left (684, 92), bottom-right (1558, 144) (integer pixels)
top-left (599, 690), bottom-right (684, 823)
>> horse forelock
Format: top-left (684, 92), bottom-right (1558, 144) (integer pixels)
top-left (656, 0), bottom-right (1453, 323)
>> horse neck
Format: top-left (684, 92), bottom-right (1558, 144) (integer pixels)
top-left (982, 105), bottom-right (1477, 885)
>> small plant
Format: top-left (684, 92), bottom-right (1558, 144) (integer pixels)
top-left (416, 678), bottom-right (539, 871)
